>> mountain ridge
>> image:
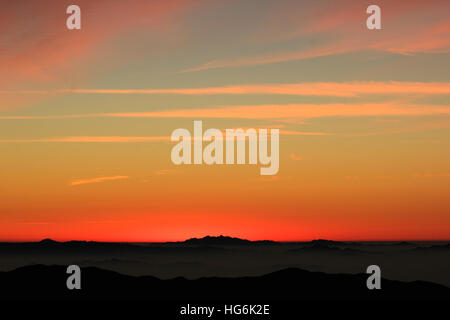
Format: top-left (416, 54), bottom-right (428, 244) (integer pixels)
top-left (0, 264), bottom-right (448, 301)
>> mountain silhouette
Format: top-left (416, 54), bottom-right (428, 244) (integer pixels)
top-left (0, 239), bottom-right (226, 255)
top-left (0, 265), bottom-right (448, 301)
top-left (288, 243), bottom-right (363, 255)
top-left (394, 241), bottom-right (415, 246)
top-left (308, 239), bottom-right (346, 246)
top-left (414, 243), bottom-right (450, 251)
top-left (182, 235), bottom-right (277, 246)
top-left (39, 238), bottom-right (59, 245)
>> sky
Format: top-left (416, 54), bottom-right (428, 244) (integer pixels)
top-left (0, 0), bottom-right (449, 241)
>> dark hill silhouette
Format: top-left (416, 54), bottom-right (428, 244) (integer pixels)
top-left (0, 236), bottom-right (278, 254)
top-left (309, 239), bottom-right (346, 246)
top-left (39, 238), bottom-right (59, 245)
top-left (0, 240), bottom-right (226, 255)
top-left (288, 243), bottom-right (364, 255)
top-left (182, 235), bottom-right (277, 246)
top-left (394, 241), bottom-right (415, 246)
top-left (0, 265), bottom-right (448, 301)
top-left (413, 243), bottom-right (450, 252)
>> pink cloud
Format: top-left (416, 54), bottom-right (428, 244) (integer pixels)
top-left (0, 0), bottom-right (198, 109)
top-left (182, 0), bottom-right (450, 72)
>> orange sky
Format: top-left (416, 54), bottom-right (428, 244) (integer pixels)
top-left (0, 0), bottom-right (449, 241)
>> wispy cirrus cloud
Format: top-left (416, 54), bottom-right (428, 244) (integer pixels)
top-left (0, 0), bottom-right (199, 111)
top-left (0, 130), bottom-right (331, 143)
top-left (70, 175), bottom-right (129, 186)
top-left (181, 1), bottom-right (450, 72)
top-left (0, 136), bottom-right (171, 143)
top-left (100, 103), bottom-right (450, 120)
top-left (179, 43), bottom-right (354, 73)
top-left (0, 0), bottom-right (197, 84)
top-left (3, 82), bottom-right (449, 97)
top-left (1, 102), bottom-right (450, 123)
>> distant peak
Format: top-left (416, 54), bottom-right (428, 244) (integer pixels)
top-left (39, 238), bottom-right (59, 244)
top-left (183, 235), bottom-right (276, 245)
top-left (185, 235), bottom-right (249, 243)
top-left (310, 239), bottom-right (345, 245)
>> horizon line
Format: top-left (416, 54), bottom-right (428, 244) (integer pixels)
top-left (1, 237), bottom-right (449, 243)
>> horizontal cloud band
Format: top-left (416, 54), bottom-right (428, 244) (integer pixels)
top-left (2, 82), bottom-right (450, 97)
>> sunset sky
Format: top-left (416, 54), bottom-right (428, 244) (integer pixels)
top-left (1, 0), bottom-right (449, 241)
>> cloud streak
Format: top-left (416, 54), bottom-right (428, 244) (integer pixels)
top-left (1, 102), bottom-right (450, 123)
top-left (70, 175), bottom-right (129, 186)
top-left (0, 136), bottom-right (171, 143)
top-left (0, 130), bottom-right (331, 143)
top-left (3, 82), bottom-right (449, 97)
top-left (0, 0), bottom-right (198, 110)
top-left (100, 103), bottom-right (450, 120)
top-left (181, 1), bottom-right (450, 72)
